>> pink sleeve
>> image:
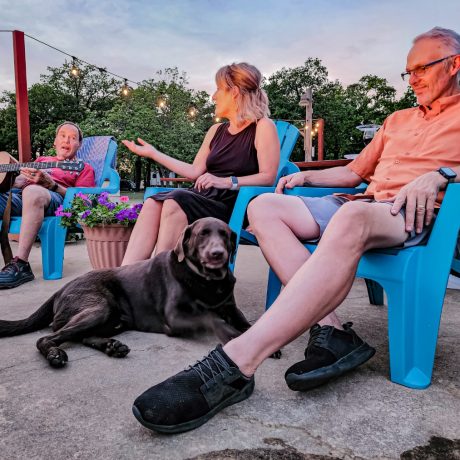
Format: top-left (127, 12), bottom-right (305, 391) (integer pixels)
top-left (346, 116), bottom-right (389, 182)
top-left (75, 164), bottom-right (96, 187)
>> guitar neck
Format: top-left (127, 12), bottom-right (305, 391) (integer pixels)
top-left (0, 161), bottom-right (67, 173)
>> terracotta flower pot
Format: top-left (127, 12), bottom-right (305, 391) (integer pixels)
top-left (82, 224), bottom-right (133, 269)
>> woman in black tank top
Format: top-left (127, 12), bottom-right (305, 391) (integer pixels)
top-left (121, 63), bottom-right (280, 264)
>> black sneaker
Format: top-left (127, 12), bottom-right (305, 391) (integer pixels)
top-left (285, 322), bottom-right (375, 391)
top-left (0, 257), bottom-right (35, 289)
top-left (132, 345), bottom-right (254, 434)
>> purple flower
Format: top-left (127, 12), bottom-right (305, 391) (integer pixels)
top-left (54, 205), bottom-right (64, 217)
top-left (63, 212), bottom-right (72, 218)
top-left (134, 203), bottom-right (143, 213)
top-left (80, 210), bottom-right (91, 219)
top-left (97, 192), bottom-right (110, 205)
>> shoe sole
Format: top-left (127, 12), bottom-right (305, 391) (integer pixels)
top-left (0, 274), bottom-right (35, 289)
top-left (132, 379), bottom-right (255, 434)
top-left (285, 343), bottom-right (376, 391)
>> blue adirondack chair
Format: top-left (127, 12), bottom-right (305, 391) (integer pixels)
top-left (0, 136), bottom-right (120, 280)
top-left (143, 120), bottom-right (301, 260)
top-left (259, 183), bottom-right (460, 390)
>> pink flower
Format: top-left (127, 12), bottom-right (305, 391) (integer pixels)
top-left (119, 196), bottom-right (130, 202)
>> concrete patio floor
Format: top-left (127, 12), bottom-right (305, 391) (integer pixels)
top-left (0, 240), bottom-right (459, 460)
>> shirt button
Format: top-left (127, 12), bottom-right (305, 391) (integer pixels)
top-left (394, 160), bottom-right (400, 164)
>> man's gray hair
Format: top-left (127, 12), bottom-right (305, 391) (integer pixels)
top-left (414, 27), bottom-right (460, 54)
top-left (55, 121), bottom-right (83, 143)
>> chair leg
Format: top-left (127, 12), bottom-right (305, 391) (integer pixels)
top-left (385, 277), bottom-right (446, 389)
top-left (38, 219), bottom-right (67, 280)
top-left (365, 278), bottom-right (385, 305)
top-left (265, 268), bottom-right (282, 310)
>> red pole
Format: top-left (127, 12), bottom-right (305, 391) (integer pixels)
top-left (317, 118), bottom-right (324, 161)
top-left (12, 30), bottom-right (31, 162)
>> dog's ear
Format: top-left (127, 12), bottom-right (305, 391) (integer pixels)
top-left (174, 224), bottom-right (192, 262)
top-left (229, 230), bottom-right (238, 265)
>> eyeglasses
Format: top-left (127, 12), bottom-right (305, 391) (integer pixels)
top-left (401, 55), bottom-right (457, 81)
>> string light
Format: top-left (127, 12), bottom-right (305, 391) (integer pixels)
top-left (21, 33), bottom-right (139, 93)
top-left (156, 96), bottom-right (167, 109)
top-left (70, 57), bottom-right (80, 78)
top-left (188, 106), bottom-right (197, 118)
top-left (120, 79), bottom-right (133, 97)
top-left (214, 116), bottom-right (221, 122)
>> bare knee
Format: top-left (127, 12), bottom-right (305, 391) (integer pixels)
top-left (161, 199), bottom-right (186, 221)
top-left (248, 194), bottom-right (281, 228)
top-left (22, 185), bottom-right (50, 209)
top-left (324, 202), bottom-right (371, 250)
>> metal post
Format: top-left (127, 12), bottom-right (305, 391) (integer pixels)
top-left (299, 88), bottom-right (312, 161)
top-left (12, 30), bottom-right (31, 162)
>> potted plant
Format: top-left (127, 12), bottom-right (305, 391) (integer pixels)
top-left (56, 192), bottom-right (142, 269)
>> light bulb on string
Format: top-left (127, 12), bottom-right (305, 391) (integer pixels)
top-left (70, 57), bottom-right (80, 78)
top-left (121, 79), bottom-right (133, 98)
top-left (188, 106), bottom-right (197, 119)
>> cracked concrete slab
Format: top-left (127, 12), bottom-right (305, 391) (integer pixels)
top-left (0, 241), bottom-right (459, 460)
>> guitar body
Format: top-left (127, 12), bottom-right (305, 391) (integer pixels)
top-left (0, 151), bottom-right (19, 193)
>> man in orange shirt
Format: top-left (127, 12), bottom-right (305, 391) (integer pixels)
top-left (132, 27), bottom-right (460, 434)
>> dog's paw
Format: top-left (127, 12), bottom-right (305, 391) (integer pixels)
top-left (269, 349), bottom-right (282, 359)
top-left (47, 347), bottom-right (68, 368)
top-left (105, 339), bottom-right (130, 358)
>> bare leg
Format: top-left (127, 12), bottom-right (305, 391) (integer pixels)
top-left (248, 194), bottom-right (342, 329)
top-left (122, 198), bottom-right (163, 265)
top-left (155, 199), bottom-right (188, 254)
top-left (225, 201), bottom-right (408, 377)
top-left (17, 185), bottom-right (51, 261)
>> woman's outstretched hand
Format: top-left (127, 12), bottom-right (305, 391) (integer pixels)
top-left (122, 138), bottom-right (156, 159)
top-left (195, 173), bottom-right (230, 191)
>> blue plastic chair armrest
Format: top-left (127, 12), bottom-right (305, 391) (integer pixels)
top-left (228, 186), bottom-right (276, 243)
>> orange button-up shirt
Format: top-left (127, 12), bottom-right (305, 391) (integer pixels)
top-left (346, 92), bottom-right (460, 205)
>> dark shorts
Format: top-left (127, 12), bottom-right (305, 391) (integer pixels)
top-left (299, 195), bottom-right (433, 248)
top-left (0, 188), bottom-right (64, 218)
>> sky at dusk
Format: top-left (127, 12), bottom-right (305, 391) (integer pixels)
top-left (1, 0), bottom-right (459, 99)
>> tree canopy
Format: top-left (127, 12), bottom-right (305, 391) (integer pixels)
top-left (0, 58), bottom-right (416, 182)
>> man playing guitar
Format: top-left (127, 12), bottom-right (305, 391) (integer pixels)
top-left (0, 122), bottom-right (95, 289)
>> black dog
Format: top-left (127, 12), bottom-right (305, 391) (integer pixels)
top-left (0, 217), bottom-right (251, 368)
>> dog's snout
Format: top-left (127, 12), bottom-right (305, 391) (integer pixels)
top-left (210, 248), bottom-right (224, 258)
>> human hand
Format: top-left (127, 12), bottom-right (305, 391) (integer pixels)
top-left (194, 173), bottom-right (229, 191)
top-left (391, 171), bottom-right (446, 233)
top-left (275, 172), bottom-right (306, 194)
top-left (121, 138), bottom-right (156, 159)
top-left (20, 167), bottom-right (54, 189)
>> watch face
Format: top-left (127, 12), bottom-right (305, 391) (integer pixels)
top-left (439, 167), bottom-right (457, 180)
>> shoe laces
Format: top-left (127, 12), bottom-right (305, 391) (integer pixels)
top-left (1, 258), bottom-right (21, 274)
top-left (307, 322), bottom-right (354, 348)
top-left (189, 349), bottom-right (234, 389)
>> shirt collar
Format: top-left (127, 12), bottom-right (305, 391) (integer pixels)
top-left (418, 92), bottom-right (460, 118)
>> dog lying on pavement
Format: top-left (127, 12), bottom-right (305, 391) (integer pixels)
top-left (0, 217), bottom-right (252, 368)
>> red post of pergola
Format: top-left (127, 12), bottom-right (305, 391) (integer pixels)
top-left (317, 118), bottom-right (324, 161)
top-left (12, 30), bottom-right (31, 162)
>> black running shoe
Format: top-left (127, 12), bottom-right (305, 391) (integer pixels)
top-left (285, 322), bottom-right (375, 391)
top-left (132, 345), bottom-right (254, 434)
top-left (0, 257), bottom-right (35, 289)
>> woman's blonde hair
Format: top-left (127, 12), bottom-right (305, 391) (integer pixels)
top-left (215, 62), bottom-right (270, 124)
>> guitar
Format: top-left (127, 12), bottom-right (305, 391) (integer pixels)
top-left (0, 151), bottom-right (85, 192)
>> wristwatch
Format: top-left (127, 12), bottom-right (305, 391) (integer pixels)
top-left (230, 176), bottom-right (239, 191)
top-left (437, 167), bottom-right (457, 183)
top-left (50, 182), bottom-right (59, 192)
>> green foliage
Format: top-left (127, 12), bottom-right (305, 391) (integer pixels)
top-left (0, 58), bottom-right (420, 173)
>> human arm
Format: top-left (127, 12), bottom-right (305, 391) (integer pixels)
top-left (391, 166), bottom-right (460, 234)
top-left (275, 166), bottom-right (363, 194)
top-left (19, 167), bottom-right (67, 196)
top-left (195, 118), bottom-right (280, 191)
top-left (121, 124), bottom-right (221, 180)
